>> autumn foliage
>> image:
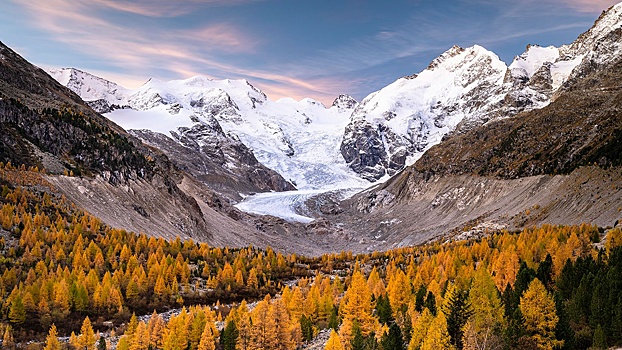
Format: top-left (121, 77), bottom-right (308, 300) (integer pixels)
top-left (0, 166), bottom-right (621, 350)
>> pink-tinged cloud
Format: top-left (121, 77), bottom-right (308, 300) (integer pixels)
top-left (12, 0), bottom-right (346, 105)
top-left (180, 24), bottom-right (261, 53)
top-left (557, 0), bottom-right (620, 13)
top-left (89, 0), bottom-right (265, 18)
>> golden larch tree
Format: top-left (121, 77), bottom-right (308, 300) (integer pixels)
top-left (325, 329), bottom-right (344, 350)
top-left (78, 316), bottom-right (97, 350)
top-left (250, 295), bottom-right (277, 349)
top-left (338, 270), bottom-right (380, 347)
top-left (198, 317), bottom-right (218, 350)
top-left (519, 278), bottom-right (563, 350)
top-left (44, 324), bottom-right (62, 350)
top-left (271, 297), bottom-right (296, 349)
top-left (130, 321), bottom-right (149, 350)
top-left (387, 268), bottom-right (412, 317)
top-left (148, 312), bottom-right (165, 349)
top-left (420, 312), bottom-right (454, 350)
top-left (235, 301), bottom-right (252, 350)
top-left (491, 250), bottom-right (519, 291)
top-left (367, 267), bottom-right (386, 298)
top-left (462, 267), bottom-right (505, 350)
top-left (408, 308), bottom-right (434, 350)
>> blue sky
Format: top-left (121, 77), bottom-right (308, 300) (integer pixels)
top-left (1, 0), bottom-right (619, 105)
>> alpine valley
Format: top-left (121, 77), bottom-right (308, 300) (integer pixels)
top-left (42, 2), bottom-right (622, 252)
top-left (2, 2), bottom-right (622, 350)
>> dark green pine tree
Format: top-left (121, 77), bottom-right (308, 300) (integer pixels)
top-left (505, 307), bottom-right (526, 349)
top-left (611, 297), bottom-right (622, 345)
top-left (220, 320), bottom-right (238, 350)
top-left (380, 323), bottom-right (404, 350)
top-left (536, 254), bottom-right (553, 289)
top-left (402, 310), bottom-right (413, 345)
top-left (364, 332), bottom-right (380, 350)
top-left (328, 305), bottom-right (340, 331)
top-left (553, 291), bottom-right (575, 350)
top-left (514, 261), bottom-right (536, 297)
top-left (415, 285), bottom-right (427, 313)
top-left (444, 289), bottom-right (473, 350)
top-left (592, 324), bottom-right (607, 350)
top-left (97, 336), bottom-right (107, 350)
top-left (300, 315), bottom-right (314, 342)
top-left (425, 291), bottom-right (437, 316)
top-left (376, 294), bottom-right (394, 325)
top-left (590, 279), bottom-right (610, 334)
top-left (556, 258), bottom-right (575, 300)
top-left (351, 322), bottom-right (365, 350)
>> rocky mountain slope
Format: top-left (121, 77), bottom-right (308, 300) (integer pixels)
top-left (331, 4), bottom-right (622, 249)
top-left (340, 2), bottom-right (622, 181)
top-left (1, 41), bottom-right (360, 255)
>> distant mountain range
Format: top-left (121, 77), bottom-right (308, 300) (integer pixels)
top-left (50, 4), bottom-right (622, 187)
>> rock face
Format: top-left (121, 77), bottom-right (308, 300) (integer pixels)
top-left (132, 124), bottom-right (295, 202)
top-left (49, 70), bottom-right (297, 198)
top-left (332, 94), bottom-right (358, 110)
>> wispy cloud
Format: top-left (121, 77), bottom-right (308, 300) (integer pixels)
top-left (10, 0), bottom-right (345, 103)
top-left (89, 0), bottom-right (265, 18)
top-left (9, 0), bottom-right (618, 105)
top-left (557, 0), bottom-right (620, 13)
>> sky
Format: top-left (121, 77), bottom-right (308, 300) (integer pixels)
top-left (1, 0), bottom-right (620, 105)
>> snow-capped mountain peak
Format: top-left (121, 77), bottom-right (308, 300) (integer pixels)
top-left (567, 2), bottom-right (622, 56)
top-left (509, 45), bottom-right (560, 81)
top-left (50, 68), bottom-right (367, 193)
top-left (48, 68), bottom-right (130, 113)
top-left (340, 44), bottom-right (508, 180)
top-left (332, 94), bottom-right (358, 110)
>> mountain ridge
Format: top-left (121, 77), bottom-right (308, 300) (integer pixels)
top-left (1, 40), bottom-right (356, 255)
top-left (52, 0), bottom-right (622, 187)
top-left (36, 1), bottom-right (622, 252)
top-left (49, 69), bottom-right (367, 193)
top-left (331, 5), bottom-right (622, 249)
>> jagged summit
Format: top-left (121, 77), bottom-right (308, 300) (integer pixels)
top-left (566, 2), bottom-right (622, 57)
top-left (332, 94), bottom-right (358, 110)
top-left (509, 45), bottom-right (559, 81)
top-left (427, 45), bottom-right (465, 70)
top-left (340, 45), bottom-right (507, 180)
top-left (48, 68), bottom-right (130, 113)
